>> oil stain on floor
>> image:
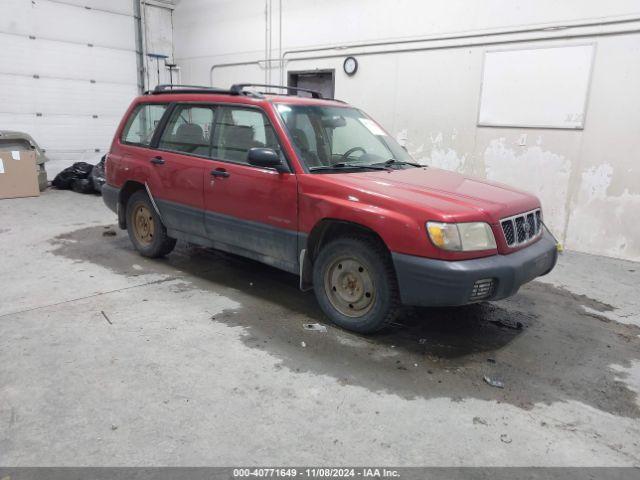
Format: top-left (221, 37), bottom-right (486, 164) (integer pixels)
top-left (51, 225), bottom-right (640, 418)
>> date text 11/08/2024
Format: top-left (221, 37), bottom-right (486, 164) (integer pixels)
top-left (232, 468), bottom-right (401, 478)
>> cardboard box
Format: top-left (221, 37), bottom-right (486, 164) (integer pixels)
top-left (0, 149), bottom-right (40, 199)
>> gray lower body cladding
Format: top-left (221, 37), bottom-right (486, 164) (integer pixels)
top-left (102, 184), bottom-right (301, 274)
top-left (102, 184), bottom-right (119, 214)
top-left (103, 183), bottom-right (557, 303)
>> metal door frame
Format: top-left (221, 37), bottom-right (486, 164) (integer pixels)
top-left (287, 69), bottom-right (335, 99)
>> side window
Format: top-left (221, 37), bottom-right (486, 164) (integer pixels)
top-left (158, 105), bottom-right (215, 156)
top-left (212, 107), bottom-right (280, 164)
top-left (121, 103), bottom-right (167, 146)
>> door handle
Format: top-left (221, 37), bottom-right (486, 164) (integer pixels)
top-left (210, 168), bottom-right (230, 178)
top-left (150, 156), bottom-right (165, 165)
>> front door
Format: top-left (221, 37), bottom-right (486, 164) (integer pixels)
top-left (204, 105), bottom-right (299, 273)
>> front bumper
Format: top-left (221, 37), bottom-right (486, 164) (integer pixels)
top-left (392, 231), bottom-right (558, 307)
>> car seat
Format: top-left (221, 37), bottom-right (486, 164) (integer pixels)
top-left (290, 128), bottom-right (321, 167)
top-left (174, 123), bottom-right (207, 154)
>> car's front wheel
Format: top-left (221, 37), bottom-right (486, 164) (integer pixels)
top-left (312, 236), bottom-right (400, 333)
top-left (126, 190), bottom-right (176, 258)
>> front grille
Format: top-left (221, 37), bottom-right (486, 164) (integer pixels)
top-left (500, 208), bottom-right (542, 247)
top-left (470, 278), bottom-right (495, 301)
top-left (515, 216), bottom-right (526, 243)
top-left (501, 220), bottom-right (515, 245)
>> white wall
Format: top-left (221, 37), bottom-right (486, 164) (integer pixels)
top-left (171, 0), bottom-right (640, 261)
top-left (0, 0), bottom-right (142, 176)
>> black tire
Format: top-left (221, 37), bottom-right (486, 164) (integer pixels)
top-left (125, 190), bottom-right (176, 258)
top-left (312, 236), bottom-right (400, 333)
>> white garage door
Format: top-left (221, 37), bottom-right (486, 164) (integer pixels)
top-left (0, 0), bottom-right (139, 176)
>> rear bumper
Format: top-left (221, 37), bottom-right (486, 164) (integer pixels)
top-left (392, 232), bottom-right (558, 307)
top-left (102, 183), bottom-right (119, 214)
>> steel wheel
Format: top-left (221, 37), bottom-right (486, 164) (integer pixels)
top-left (323, 256), bottom-right (376, 318)
top-left (132, 203), bottom-right (155, 246)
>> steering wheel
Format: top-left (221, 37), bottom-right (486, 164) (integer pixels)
top-left (339, 146), bottom-right (367, 163)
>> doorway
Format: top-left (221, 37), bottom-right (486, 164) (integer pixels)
top-left (287, 70), bottom-right (335, 99)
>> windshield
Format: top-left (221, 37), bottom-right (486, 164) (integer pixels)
top-left (276, 104), bottom-right (417, 172)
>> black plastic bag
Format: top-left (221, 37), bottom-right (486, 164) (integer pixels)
top-left (90, 155), bottom-right (106, 193)
top-left (71, 177), bottom-right (95, 194)
top-left (52, 162), bottom-right (95, 190)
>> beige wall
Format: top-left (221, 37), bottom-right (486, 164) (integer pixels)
top-left (169, 0), bottom-right (640, 261)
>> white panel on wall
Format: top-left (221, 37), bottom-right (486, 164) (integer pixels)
top-left (0, 34), bottom-right (137, 84)
top-left (144, 4), bottom-right (174, 58)
top-left (478, 45), bottom-right (594, 129)
top-left (142, 3), bottom-right (175, 89)
top-left (55, 0), bottom-right (134, 16)
top-left (0, 0), bottom-right (135, 50)
top-left (0, 110), bottom-right (121, 177)
top-left (0, 76), bottom-right (135, 116)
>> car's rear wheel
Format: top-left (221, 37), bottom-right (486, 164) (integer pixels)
top-left (312, 236), bottom-right (400, 333)
top-left (126, 190), bottom-right (176, 257)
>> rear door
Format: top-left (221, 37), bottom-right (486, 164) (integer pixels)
top-left (149, 103), bottom-right (218, 238)
top-left (204, 105), bottom-right (299, 273)
top-left (115, 101), bottom-right (168, 182)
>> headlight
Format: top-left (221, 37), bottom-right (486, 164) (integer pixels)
top-left (427, 222), bottom-right (497, 251)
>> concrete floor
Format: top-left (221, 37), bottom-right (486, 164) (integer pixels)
top-left (1, 189), bottom-right (639, 466)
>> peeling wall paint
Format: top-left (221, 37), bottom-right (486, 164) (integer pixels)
top-left (400, 130), bottom-right (467, 173)
top-left (392, 130), bottom-right (640, 261)
top-left (565, 166), bottom-right (640, 259)
top-left (579, 164), bottom-right (613, 200)
top-left (483, 139), bottom-right (571, 237)
top-left (427, 147), bottom-right (467, 172)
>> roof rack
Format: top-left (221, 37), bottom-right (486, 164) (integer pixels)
top-left (148, 83), bottom-right (326, 100)
top-left (230, 83), bottom-right (323, 99)
top-left (149, 84), bottom-right (233, 95)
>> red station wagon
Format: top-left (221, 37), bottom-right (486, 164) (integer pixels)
top-left (103, 83), bottom-right (558, 333)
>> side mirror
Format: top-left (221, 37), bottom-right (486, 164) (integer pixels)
top-left (247, 148), bottom-right (287, 172)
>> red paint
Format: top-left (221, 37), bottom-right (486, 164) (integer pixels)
top-left (203, 159), bottom-right (298, 236)
top-left (107, 93), bottom-right (542, 260)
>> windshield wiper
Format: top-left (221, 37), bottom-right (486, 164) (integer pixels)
top-left (309, 162), bottom-right (389, 172)
top-left (375, 159), bottom-right (423, 168)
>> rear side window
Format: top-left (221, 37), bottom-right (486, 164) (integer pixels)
top-left (158, 105), bottom-right (215, 156)
top-left (121, 103), bottom-right (167, 146)
top-left (212, 106), bottom-right (280, 164)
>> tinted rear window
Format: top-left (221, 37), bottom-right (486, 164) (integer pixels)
top-left (158, 105), bottom-right (216, 156)
top-left (121, 103), bottom-right (168, 146)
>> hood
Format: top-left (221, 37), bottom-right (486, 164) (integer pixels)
top-left (319, 167), bottom-right (540, 224)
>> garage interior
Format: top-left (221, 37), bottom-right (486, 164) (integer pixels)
top-left (1, 0), bottom-right (640, 470)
